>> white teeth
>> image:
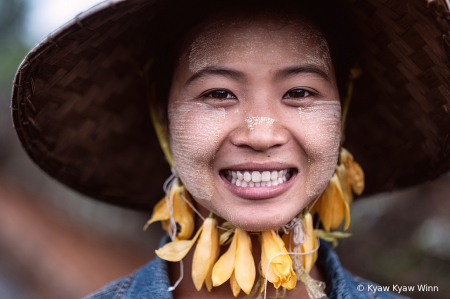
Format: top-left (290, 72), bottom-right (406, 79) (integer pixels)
top-left (261, 171), bottom-right (271, 182)
top-left (252, 171), bottom-right (261, 182)
top-left (243, 171), bottom-right (251, 182)
top-left (226, 169), bottom-right (292, 188)
top-left (237, 171), bottom-right (243, 181)
top-left (271, 171), bottom-right (278, 181)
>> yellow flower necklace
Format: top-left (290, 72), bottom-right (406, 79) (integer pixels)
top-left (144, 147), bottom-right (364, 299)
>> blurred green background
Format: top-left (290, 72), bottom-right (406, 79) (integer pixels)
top-left (0, 0), bottom-right (449, 298)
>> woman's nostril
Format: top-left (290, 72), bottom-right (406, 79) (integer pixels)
top-left (231, 118), bottom-right (289, 151)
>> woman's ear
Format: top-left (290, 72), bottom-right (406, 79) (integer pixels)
top-left (148, 77), bottom-right (171, 138)
top-left (340, 105), bottom-right (346, 145)
top-left (149, 95), bottom-right (174, 166)
top-left (340, 118), bottom-right (346, 144)
top-left (158, 105), bottom-right (170, 139)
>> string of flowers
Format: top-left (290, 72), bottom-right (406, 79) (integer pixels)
top-left (144, 147), bottom-right (364, 299)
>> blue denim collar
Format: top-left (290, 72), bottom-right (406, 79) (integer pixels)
top-left (121, 237), bottom-right (172, 299)
top-left (87, 238), bottom-right (405, 299)
top-left (121, 256), bottom-right (173, 299)
top-left (317, 240), bottom-right (358, 298)
top-left (317, 241), bottom-right (407, 299)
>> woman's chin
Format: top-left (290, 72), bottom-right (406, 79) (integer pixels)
top-left (234, 222), bottom-right (287, 232)
top-left (218, 208), bottom-right (301, 232)
top-left (193, 184), bottom-right (309, 231)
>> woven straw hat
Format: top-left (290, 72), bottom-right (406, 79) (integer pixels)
top-left (12, 0), bottom-right (450, 210)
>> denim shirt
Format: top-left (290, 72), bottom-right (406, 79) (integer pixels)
top-left (84, 239), bottom-right (407, 299)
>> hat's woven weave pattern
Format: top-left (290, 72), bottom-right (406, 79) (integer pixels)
top-left (13, 0), bottom-right (171, 208)
top-left (345, 0), bottom-right (450, 193)
top-left (11, 0), bottom-right (450, 209)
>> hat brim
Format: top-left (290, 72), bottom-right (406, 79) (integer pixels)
top-left (11, 0), bottom-right (450, 210)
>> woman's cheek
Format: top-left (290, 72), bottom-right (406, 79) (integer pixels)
top-left (298, 100), bottom-right (341, 199)
top-left (168, 102), bottom-right (225, 201)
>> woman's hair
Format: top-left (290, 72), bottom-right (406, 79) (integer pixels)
top-left (146, 0), bottom-right (360, 122)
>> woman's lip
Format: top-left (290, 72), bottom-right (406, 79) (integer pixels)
top-left (220, 169), bottom-right (297, 200)
top-left (221, 162), bottom-right (297, 172)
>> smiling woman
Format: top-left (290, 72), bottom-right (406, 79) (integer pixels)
top-left (149, 6), bottom-right (349, 297)
top-left (11, 0), bottom-right (450, 298)
top-left (167, 11), bottom-right (341, 231)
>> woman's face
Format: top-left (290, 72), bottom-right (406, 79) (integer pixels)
top-left (168, 13), bottom-right (341, 231)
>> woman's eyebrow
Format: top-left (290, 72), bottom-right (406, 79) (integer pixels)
top-left (275, 65), bottom-right (330, 82)
top-left (184, 67), bottom-right (245, 86)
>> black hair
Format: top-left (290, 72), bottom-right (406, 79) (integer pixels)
top-left (146, 0), bottom-right (360, 122)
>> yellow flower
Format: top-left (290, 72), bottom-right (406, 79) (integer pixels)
top-left (336, 163), bottom-right (353, 204)
top-left (212, 228), bottom-right (255, 296)
top-left (316, 174), bottom-right (350, 232)
top-left (218, 221), bottom-right (236, 245)
top-left (143, 183), bottom-right (194, 241)
top-left (261, 230), bottom-right (297, 290)
top-left (192, 218), bottom-right (219, 291)
top-left (312, 147), bottom-right (364, 232)
top-left (300, 213), bottom-right (318, 273)
top-left (340, 148), bottom-right (365, 195)
top-left (155, 217), bottom-right (220, 292)
top-left (155, 223), bottom-right (203, 262)
top-left (229, 271), bottom-right (241, 297)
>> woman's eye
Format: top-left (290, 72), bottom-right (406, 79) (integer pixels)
top-left (204, 90), bottom-right (237, 99)
top-left (283, 88), bottom-right (312, 98)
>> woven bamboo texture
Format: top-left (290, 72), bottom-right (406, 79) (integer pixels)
top-left (11, 0), bottom-right (450, 210)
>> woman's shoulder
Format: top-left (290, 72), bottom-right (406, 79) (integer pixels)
top-left (84, 240), bottom-right (407, 299)
top-left (318, 241), bottom-right (409, 299)
top-left (82, 256), bottom-right (172, 299)
top-left (82, 271), bottom-right (138, 299)
top-left (347, 275), bottom-right (410, 299)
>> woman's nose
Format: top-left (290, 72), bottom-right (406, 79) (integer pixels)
top-left (230, 116), bottom-right (289, 151)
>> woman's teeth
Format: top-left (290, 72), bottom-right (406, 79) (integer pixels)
top-left (225, 170), bottom-right (292, 187)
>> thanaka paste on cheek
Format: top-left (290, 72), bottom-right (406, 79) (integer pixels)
top-left (298, 101), bottom-right (341, 198)
top-left (169, 102), bottom-right (225, 201)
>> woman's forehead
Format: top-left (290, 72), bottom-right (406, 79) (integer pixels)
top-left (179, 13), bottom-right (333, 75)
